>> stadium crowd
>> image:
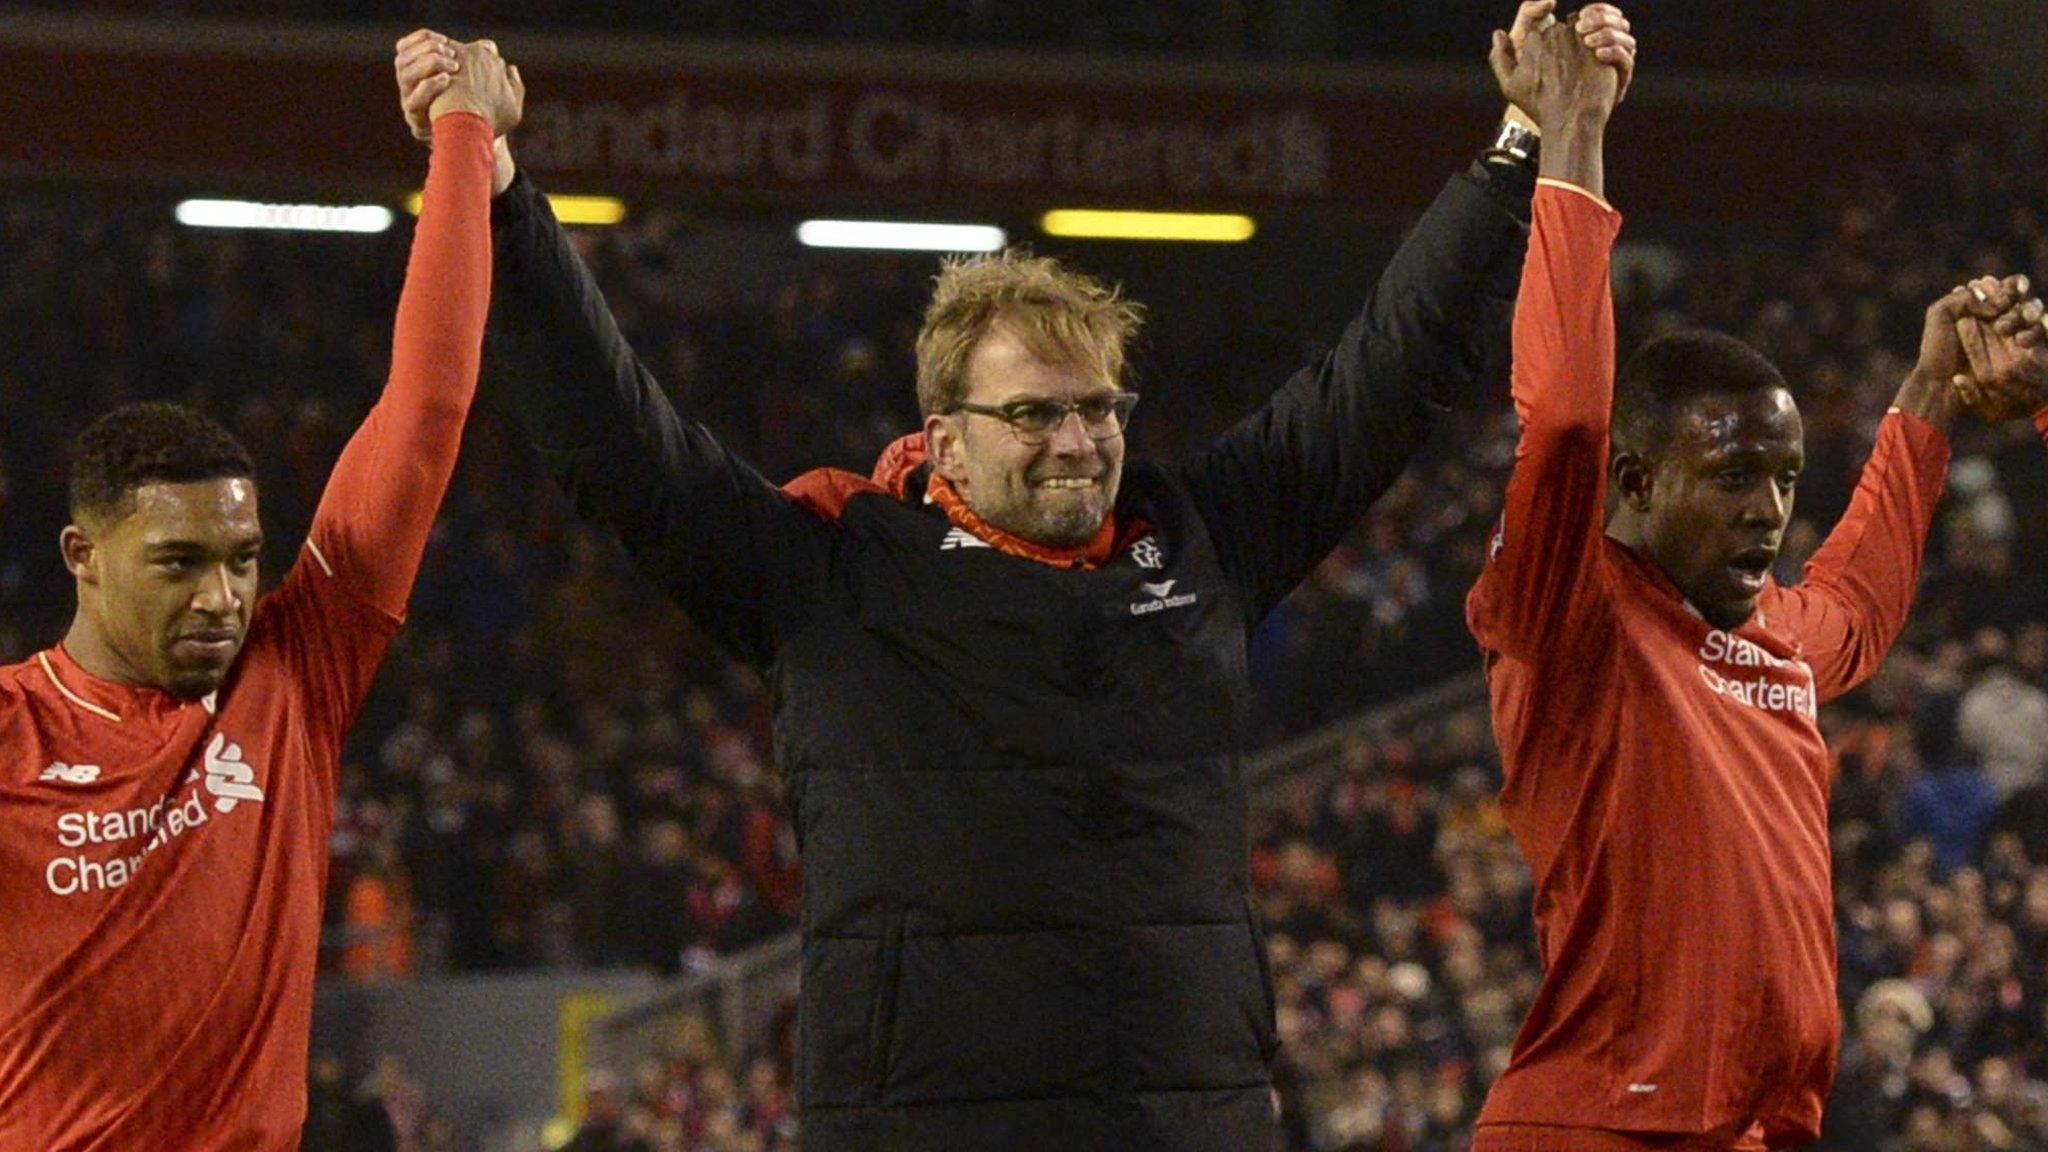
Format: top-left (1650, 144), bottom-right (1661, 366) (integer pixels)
top-left (5, 106), bottom-right (2048, 1152)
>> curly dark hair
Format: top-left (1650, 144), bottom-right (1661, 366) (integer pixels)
top-left (68, 402), bottom-right (256, 523)
top-left (1613, 330), bottom-right (1790, 456)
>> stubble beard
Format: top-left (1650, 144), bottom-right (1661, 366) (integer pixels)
top-left (162, 662), bottom-right (228, 701)
top-left (983, 484), bottom-right (1112, 549)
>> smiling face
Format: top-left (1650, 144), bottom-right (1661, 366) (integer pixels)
top-left (925, 327), bottom-right (1127, 548)
top-left (63, 478), bottom-right (264, 699)
top-left (1617, 387), bottom-right (1805, 630)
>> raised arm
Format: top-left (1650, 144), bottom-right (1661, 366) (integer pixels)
top-left (1171, 1), bottom-right (1634, 626)
top-left (1783, 277), bottom-right (2048, 697)
top-left (1171, 156), bottom-right (1531, 625)
top-left (1769, 286), bottom-right (1988, 699)
top-left (307, 46), bottom-right (514, 616)
top-left (272, 43), bottom-right (515, 748)
top-left (483, 169), bottom-right (833, 667)
top-left (395, 33), bottom-right (831, 668)
top-left (1465, 17), bottom-right (1624, 660)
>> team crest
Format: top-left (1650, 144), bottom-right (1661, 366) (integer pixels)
top-left (202, 732), bottom-right (266, 813)
top-left (1130, 536), bottom-right (1165, 570)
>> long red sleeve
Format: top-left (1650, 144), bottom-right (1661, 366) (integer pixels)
top-left (1768, 411), bottom-right (1948, 701)
top-left (302, 112), bottom-right (495, 619)
top-left (271, 111), bottom-right (495, 748)
top-left (1466, 183), bottom-right (1623, 663)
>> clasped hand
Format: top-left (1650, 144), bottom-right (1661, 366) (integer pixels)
top-left (1926, 275), bottom-right (2048, 423)
top-left (394, 30), bottom-right (524, 140)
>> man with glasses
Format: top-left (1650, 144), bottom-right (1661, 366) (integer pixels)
top-left (394, 6), bottom-right (1634, 1149)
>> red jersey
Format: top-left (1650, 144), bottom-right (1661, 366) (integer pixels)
top-left (1466, 185), bottom-right (1950, 1149)
top-left (0, 112), bottom-right (496, 1151)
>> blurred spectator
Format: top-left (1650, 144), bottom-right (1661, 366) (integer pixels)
top-left (302, 1052), bottom-right (400, 1152)
top-left (1955, 648), bottom-right (2048, 800)
top-left (560, 1072), bottom-right (653, 1152)
top-left (340, 840), bottom-right (416, 982)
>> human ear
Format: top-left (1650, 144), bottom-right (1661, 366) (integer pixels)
top-left (59, 525), bottom-right (99, 585)
top-left (1611, 452), bottom-right (1655, 513)
top-left (925, 414), bottom-right (970, 483)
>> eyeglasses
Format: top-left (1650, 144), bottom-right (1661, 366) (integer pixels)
top-left (950, 393), bottom-right (1140, 445)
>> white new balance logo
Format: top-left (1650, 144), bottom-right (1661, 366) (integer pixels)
top-left (940, 528), bottom-right (991, 551)
top-left (38, 762), bottom-right (101, 785)
top-left (202, 733), bottom-right (265, 812)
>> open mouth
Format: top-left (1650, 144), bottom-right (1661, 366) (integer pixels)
top-left (1034, 477), bottom-right (1098, 491)
top-left (1727, 547), bottom-right (1776, 594)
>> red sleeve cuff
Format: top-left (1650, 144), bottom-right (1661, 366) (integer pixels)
top-left (429, 111), bottom-right (493, 146)
top-left (1536, 178), bottom-right (1618, 217)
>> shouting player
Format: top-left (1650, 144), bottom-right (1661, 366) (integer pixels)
top-left (1467, 17), bottom-right (2048, 1152)
top-left (0, 41), bottom-right (521, 1150)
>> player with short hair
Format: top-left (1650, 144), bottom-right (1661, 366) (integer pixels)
top-left (0, 39), bottom-right (521, 1149)
top-left (1467, 18), bottom-right (2048, 1152)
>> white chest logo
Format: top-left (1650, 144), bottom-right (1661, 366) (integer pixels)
top-left (38, 762), bottom-right (102, 785)
top-left (1130, 579), bottom-right (1199, 616)
top-left (1129, 536), bottom-right (1165, 570)
top-left (1694, 629), bottom-right (1817, 719)
top-left (199, 733), bottom-right (265, 812)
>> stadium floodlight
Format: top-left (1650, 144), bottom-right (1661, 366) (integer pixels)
top-left (174, 199), bottom-right (395, 234)
top-left (795, 220), bottom-right (1007, 253)
top-left (1039, 209), bottom-right (1257, 243)
top-left (400, 191), bottom-right (627, 226)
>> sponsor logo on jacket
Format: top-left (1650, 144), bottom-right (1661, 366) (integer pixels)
top-left (1130, 579), bottom-right (1198, 616)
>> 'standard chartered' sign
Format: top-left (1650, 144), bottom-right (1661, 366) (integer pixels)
top-left (0, 12), bottom-right (1994, 220)
top-left (518, 85), bottom-right (1331, 202)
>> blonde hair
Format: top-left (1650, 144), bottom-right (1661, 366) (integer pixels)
top-left (914, 249), bottom-right (1145, 416)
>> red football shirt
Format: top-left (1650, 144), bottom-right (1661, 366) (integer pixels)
top-left (0, 112), bottom-right (495, 1151)
top-left (1466, 184), bottom-right (1950, 1150)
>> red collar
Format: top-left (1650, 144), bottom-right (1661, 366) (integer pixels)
top-left (926, 473), bottom-right (1124, 570)
top-left (36, 643), bottom-right (194, 723)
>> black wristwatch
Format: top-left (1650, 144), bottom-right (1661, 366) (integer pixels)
top-left (1484, 117), bottom-right (1541, 168)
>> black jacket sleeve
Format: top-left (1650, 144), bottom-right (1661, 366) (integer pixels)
top-left (1169, 160), bottom-right (1532, 626)
top-left (486, 171), bottom-right (833, 668)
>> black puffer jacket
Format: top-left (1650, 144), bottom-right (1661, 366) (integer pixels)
top-left (486, 159), bottom-right (1531, 1152)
